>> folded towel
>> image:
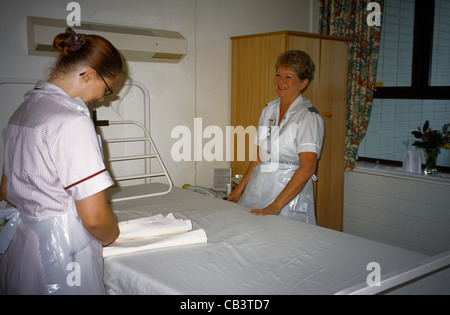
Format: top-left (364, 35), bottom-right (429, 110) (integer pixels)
top-left (103, 229), bottom-right (207, 258)
top-left (103, 213), bottom-right (207, 258)
top-left (117, 213), bottom-right (192, 240)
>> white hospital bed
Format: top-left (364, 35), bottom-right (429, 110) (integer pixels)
top-left (104, 183), bottom-right (450, 295)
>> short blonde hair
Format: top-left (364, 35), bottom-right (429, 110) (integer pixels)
top-left (275, 50), bottom-right (315, 92)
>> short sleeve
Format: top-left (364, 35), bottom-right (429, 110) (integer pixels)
top-left (50, 116), bottom-right (114, 201)
top-left (296, 111), bottom-right (325, 158)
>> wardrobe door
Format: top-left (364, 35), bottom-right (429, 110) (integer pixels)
top-left (287, 35), bottom-right (320, 107)
top-left (231, 34), bottom-right (285, 177)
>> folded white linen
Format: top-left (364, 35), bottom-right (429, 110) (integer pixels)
top-left (103, 229), bottom-right (207, 258)
top-left (117, 213), bottom-right (192, 240)
top-left (103, 213), bottom-right (207, 258)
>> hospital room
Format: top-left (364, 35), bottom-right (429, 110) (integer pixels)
top-left (0, 0), bottom-right (449, 298)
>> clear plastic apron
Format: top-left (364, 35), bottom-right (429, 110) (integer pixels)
top-left (238, 102), bottom-right (317, 225)
top-left (239, 163), bottom-right (316, 224)
top-left (0, 204), bottom-right (105, 295)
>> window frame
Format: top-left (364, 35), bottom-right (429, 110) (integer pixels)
top-left (374, 0), bottom-right (450, 100)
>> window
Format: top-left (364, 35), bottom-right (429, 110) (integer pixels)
top-left (358, 0), bottom-right (450, 169)
top-left (430, 0), bottom-right (450, 87)
top-left (374, 0), bottom-right (450, 98)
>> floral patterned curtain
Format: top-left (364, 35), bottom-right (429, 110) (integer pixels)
top-left (319, 0), bottom-right (383, 171)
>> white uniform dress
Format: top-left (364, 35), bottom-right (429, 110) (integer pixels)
top-left (238, 94), bottom-right (324, 224)
top-left (0, 81), bottom-right (114, 294)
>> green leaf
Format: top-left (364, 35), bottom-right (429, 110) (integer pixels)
top-left (423, 120), bottom-right (429, 132)
top-left (412, 141), bottom-right (424, 148)
top-left (411, 131), bottom-right (422, 138)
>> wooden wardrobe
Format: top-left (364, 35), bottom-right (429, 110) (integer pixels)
top-left (230, 31), bottom-right (349, 231)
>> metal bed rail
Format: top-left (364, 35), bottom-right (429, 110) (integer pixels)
top-left (335, 250), bottom-right (450, 295)
top-left (102, 119), bottom-right (173, 202)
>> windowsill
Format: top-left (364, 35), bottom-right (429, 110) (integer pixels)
top-left (353, 161), bottom-right (450, 185)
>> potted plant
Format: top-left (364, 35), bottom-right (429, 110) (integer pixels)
top-left (411, 121), bottom-right (450, 175)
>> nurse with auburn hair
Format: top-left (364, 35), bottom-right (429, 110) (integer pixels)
top-left (0, 28), bottom-right (122, 294)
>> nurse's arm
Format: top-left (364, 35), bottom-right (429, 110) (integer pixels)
top-left (75, 190), bottom-right (120, 247)
top-left (1, 174), bottom-right (16, 207)
top-left (250, 152), bottom-right (317, 215)
top-left (1, 174), bottom-right (7, 202)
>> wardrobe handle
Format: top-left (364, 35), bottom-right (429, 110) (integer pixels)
top-left (324, 111), bottom-right (333, 118)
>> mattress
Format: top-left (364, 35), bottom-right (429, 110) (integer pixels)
top-left (103, 183), bottom-right (447, 295)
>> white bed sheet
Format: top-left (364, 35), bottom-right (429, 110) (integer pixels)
top-left (104, 183), bottom-right (443, 295)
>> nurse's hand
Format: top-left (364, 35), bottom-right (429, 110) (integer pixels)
top-left (76, 190), bottom-right (119, 247)
top-left (250, 204), bottom-right (281, 216)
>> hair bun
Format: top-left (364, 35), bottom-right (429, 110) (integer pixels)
top-left (53, 27), bottom-right (86, 56)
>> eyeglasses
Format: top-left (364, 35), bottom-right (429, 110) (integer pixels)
top-left (79, 69), bottom-right (113, 96)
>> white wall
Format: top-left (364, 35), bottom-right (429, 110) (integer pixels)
top-left (0, 0), bottom-right (319, 188)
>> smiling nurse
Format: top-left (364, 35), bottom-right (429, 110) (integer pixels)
top-left (0, 28), bottom-right (122, 294)
top-left (227, 50), bottom-right (324, 225)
